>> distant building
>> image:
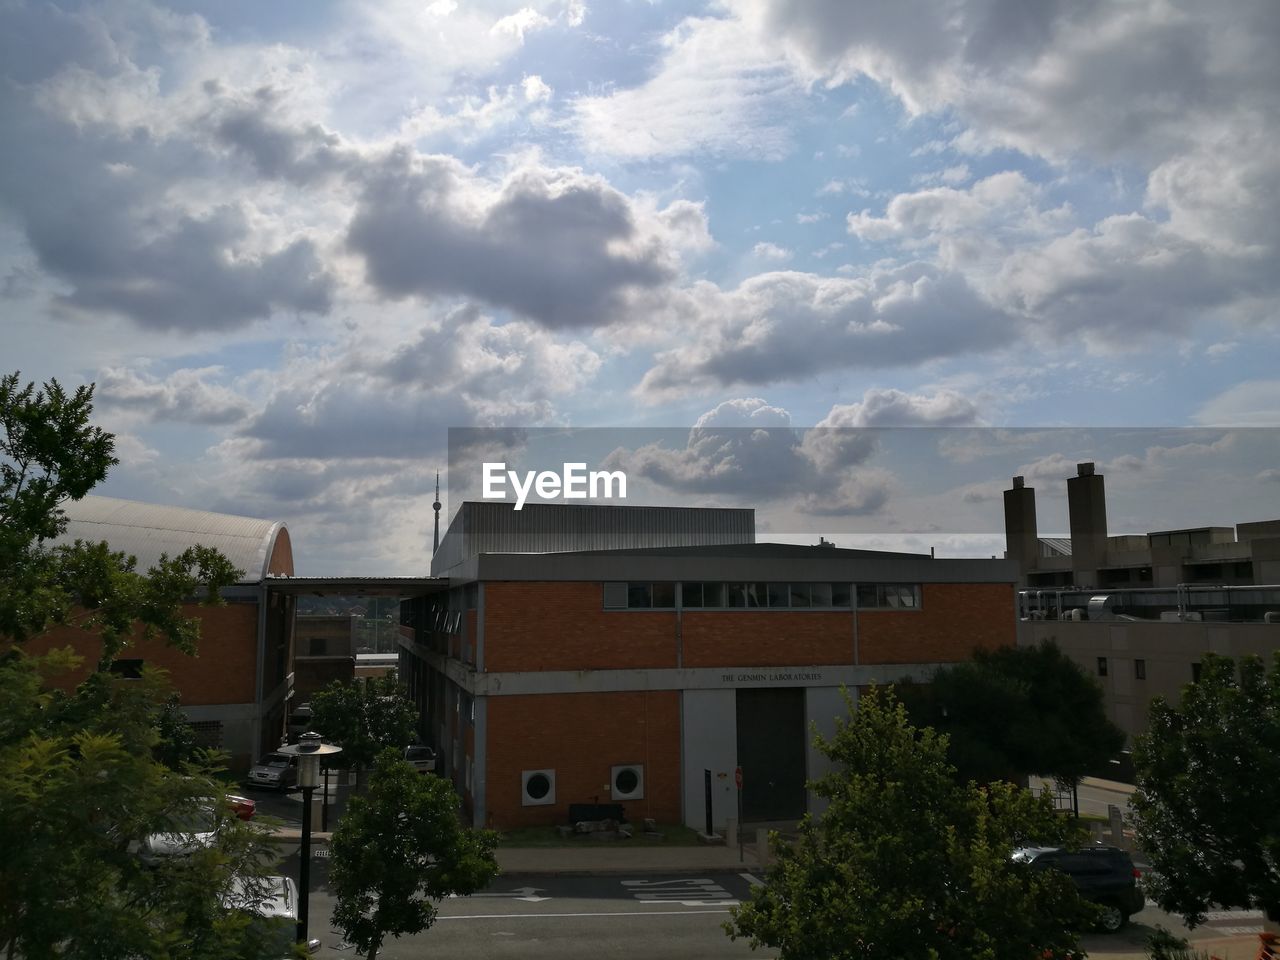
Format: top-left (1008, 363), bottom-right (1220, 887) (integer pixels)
top-left (293, 615), bottom-right (357, 703)
top-left (1004, 466), bottom-right (1280, 767)
top-left (402, 501), bottom-right (1017, 831)
top-left (28, 495), bottom-right (297, 769)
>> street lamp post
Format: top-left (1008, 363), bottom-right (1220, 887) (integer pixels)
top-left (277, 731), bottom-right (342, 946)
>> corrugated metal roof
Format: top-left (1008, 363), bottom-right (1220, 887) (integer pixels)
top-left (51, 495), bottom-right (286, 584)
top-left (433, 501), bottom-right (755, 575)
top-left (1038, 537), bottom-right (1073, 558)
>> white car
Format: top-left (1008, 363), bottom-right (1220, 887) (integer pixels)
top-left (222, 875), bottom-right (320, 957)
top-left (404, 744), bottom-right (437, 774)
top-left (136, 804), bottom-right (219, 864)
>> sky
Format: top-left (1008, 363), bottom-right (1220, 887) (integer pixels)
top-left (3, 0), bottom-right (1278, 575)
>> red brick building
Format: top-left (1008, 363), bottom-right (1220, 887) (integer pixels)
top-left (401, 503), bottom-right (1017, 831)
top-left (30, 495), bottom-right (297, 769)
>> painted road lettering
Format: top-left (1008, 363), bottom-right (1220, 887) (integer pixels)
top-left (621, 878), bottom-right (739, 907)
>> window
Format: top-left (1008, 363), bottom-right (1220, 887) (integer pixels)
top-left (1097, 657), bottom-right (1108, 677)
top-left (831, 583), bottom-right (852, 608)
top-left (767, 583), bottom-right (790, 607)
top-left (726, 583), bottom-right (749, 608)
top-left (791, 583), bottom-right (812, 608)
top-left (856, 584), bottom-right (923, 609)
top-left (1191, 661), bottom-right (1202, 682)
top-left (1134, 659), bottom-right (1146, 680)
top-left (809, 583), bottom-right (833, 607)
top-left (681, 582), bottom-right (724, 607)
top-left (109, 658), bottom-right (144, 680)
top-left (627, 583), bottom-right (652, 608)
top-left (606, 582), bottom-right (676, 609)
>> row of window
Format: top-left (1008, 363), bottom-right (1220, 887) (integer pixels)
top-left (1097, 657), bottom-right (1202, 682)
top-left (605, 582), bottom-right (922, 611)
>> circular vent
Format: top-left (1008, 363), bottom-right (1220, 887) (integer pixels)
top-left (614, 768), bottom-right (638, 795)
top-left (526, 773), bottom-right (551, 800)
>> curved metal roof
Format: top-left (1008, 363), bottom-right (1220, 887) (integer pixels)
top-left (52, 495), bottom-right (288, 584)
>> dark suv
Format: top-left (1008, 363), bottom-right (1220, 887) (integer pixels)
top-left (1012, 845), bottom-right (1144, 932)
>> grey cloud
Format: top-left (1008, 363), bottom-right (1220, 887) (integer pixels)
top-left (638, 263), bottom-right (1014, 398)
top-left (346, 150), bottom-right (676, 328)
top-left (96, 366), bottom-right (251, 425)
top-left (605, 398), bottom-right (891, 516)
top-left (0, 9), bottom-right (335, 333)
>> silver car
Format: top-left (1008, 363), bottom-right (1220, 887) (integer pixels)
top-left (247, 752), bottom-right (298, 791)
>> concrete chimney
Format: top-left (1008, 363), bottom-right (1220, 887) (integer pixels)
top-left (1003, 475), bottom-right (1038, 584)
top-left (1067, 461), bottom-right (1107, 588)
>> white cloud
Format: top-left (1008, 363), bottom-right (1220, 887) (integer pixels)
top-left (572, 15), bottom-right (801, 161)
top-left (752, 241), bottom-right (792, 261)
top-left (1194, 381), bottom-right (1280, 427)
top-left (96, 366), bottom-right (252, 425)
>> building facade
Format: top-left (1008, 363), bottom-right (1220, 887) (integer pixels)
top-left (1005, 466), bottom-right (1280, 760)
top-left (29, 495), bottom-right (297, 769)
top-left (402, 502), bottom-right (1017, 831)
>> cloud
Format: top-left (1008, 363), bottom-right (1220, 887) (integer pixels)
top-left (240, 306), bottom-right (601, 460)
top-left (1194, 381), bottom-right (1280, 427)
top-left (820, 387), bottom-right (982, 427)
top-left (346, 151), bottom-right (679, 328)
top-left (604, 397), bottom-right (891, 515)
top-left (572, 15), bottom-right (802, 161)
top-left (636, 263), bottom-right (1014, 400)
top-left (752, 241), bottom-right (792, 261)
top-left (96, 366), bottom-right (252, 425)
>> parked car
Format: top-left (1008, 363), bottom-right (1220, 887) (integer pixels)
top-left (286, 703), bottom-right (313, 743)
top-left (135, 803), bottom-right (220, 865)
top-left (247, 752), bottom-right (298, 791)
top-left (224, 793), bottom-right (256, 820)
top-left (1011, 845), bottom-right (1144, 932)
top-left (404, 744), bottom-right (437, 774)
top-left (221, 875), bottom-right (320, 957)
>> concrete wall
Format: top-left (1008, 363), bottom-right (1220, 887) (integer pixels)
top-left (1018, 620), bottom-right (1280, 744)
top-left (681, 689), bottom-right (738, 833)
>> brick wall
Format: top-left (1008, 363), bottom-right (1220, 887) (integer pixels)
top-left (857, 583), bottom-right (1015, 664)
top-left (485, 690), bottom-right (681, 829)
top-left (681, 611), bottom-right (855, 667)
top-left (26, 601), bottom-right (260, 705)
top-left (484, 582), bottom-right (678, 672)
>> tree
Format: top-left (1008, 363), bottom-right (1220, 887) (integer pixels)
top-left (1131, 652), bottom-right (1280, 926)
top-left (310, 672), bottom-right (417, 790)
top-left (329, 749), bottom-right (499, 959)
top-left (899, 641), bottom-right (1124, 786)
top-left (0, 372), bottom-right (283, 959)
top-left (726, 686), bottom-right (1092, 960)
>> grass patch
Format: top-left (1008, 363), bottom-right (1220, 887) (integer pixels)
top-left (499, 823), bottom-right (703, 847)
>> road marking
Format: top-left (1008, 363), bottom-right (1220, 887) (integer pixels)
top-left (621, 877), bottom-right (737, 906)
top-left (438, 909), bottom-right (734, 921)
top-left (448, 887), bottom-right (551, 903)
top-left (1203, 910), bottom-right (1263, 921)
top-left (740, 873), bottom-right (764, 887)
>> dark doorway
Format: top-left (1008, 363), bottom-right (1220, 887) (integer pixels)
top-left (736, 687), bottom-right (807, 821)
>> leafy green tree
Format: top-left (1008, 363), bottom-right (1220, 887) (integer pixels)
top-left (310, 672), bottom-right (418, 789)
top-left (1131, 652), bottom-right (1280, 926)
top-left (0, 372), bottom-right (288, 959)
top-left (900, 641), bottom-right (1124, 786)
top-left (726, 686), bottom-right (1092, 960)
top-left (329, 748), bottom-right (499, 959)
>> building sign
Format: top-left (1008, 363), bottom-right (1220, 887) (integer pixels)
top-left (719, 670), bottom-right (826, 686)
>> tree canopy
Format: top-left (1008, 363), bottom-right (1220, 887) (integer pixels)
top-left (1, 371), bottom-right (287, 959)
top-left (1132, 652), bottom-right (1280, 926)
top-left (726, 686), bottom-right (1092, 960)
top-left (310, 672), bottom-right (418, 788)
top-left (329, 749), bottom-right (499, 960)
top-left (899, 640), bottom-right (1125, 785)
